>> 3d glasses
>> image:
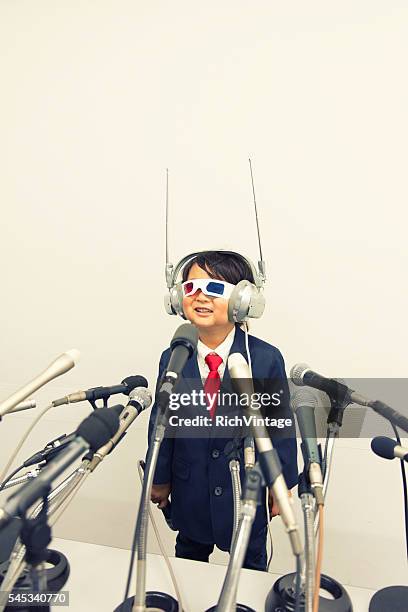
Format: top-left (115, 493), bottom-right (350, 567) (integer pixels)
top-left (181, 278), bottom-right (235, 299)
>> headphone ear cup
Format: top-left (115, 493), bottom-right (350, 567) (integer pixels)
top-left (228, 281), bottom-right (266, 322)
top-left (170, 285), bottom-right (187, 319)
top-left (248, 290), bottom-right (265, 319)
top-left (228, 280), bottom-right (253, 323)
top-left (164, 293), bottom-right (176, 315)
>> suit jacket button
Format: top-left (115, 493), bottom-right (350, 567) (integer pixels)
top-left (212, 449), bottom-right (220, 459)
top-left (214, 486), bottom-right (223, 496)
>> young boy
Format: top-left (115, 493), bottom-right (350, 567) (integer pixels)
top-left (148, 251), bottom-right (298, 571)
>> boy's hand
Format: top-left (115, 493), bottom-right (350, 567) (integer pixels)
top-left (268, 487), bottom-right (292, 520)
top-left (151, 483), bottom-right (171, 509)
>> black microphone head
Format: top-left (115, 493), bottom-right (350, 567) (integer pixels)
top-left (371, 436), bottom-right (397, 460)
top-left (170, 323), bottom-right (199, 356)
top-left (121, 375), bottom-right (148, 395)
top-left (76, 407), bottom-right (120, 451)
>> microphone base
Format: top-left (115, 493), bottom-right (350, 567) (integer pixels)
top-left (114, 592), bottom-right (178, 611)
top-left (265, 572), bottom-right (353, 612)
top-left (0, 518), bottom-right (21, 564)
top-left (0, 548), bottom-right (70, 611)
top-left (205, 605), bottom-right (256, 611)
top-left (369, 585), bottom-right (408, 611)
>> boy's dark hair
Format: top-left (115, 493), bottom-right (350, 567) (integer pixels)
top-left (182, 251), bottom-right (254, 285)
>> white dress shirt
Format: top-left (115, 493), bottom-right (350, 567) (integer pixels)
top-left (197, 326), bottom-right (236, 381)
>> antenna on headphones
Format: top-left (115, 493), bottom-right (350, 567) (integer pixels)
top-left (165, 168), bottom-right (174, 288)
top-left (248, 158), bottom-right (266, 284)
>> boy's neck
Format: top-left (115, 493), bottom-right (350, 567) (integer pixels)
top-left (198, 324), bottom-right (235, 350)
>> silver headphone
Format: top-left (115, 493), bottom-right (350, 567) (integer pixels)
top-left (164, 250), bottom-right (266, 323)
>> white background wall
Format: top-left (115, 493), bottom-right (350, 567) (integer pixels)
top-left (1, 0), bottom-right (407, 595)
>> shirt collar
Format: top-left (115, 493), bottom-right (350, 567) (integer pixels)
top-left (197, 326), bottom-right (236, 365)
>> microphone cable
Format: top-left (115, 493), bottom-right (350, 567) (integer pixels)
top-left (389, 422), bottom-right (408, 561)
top-left (266, 529), bottom-right (273, 571)
top-left (0, 402), bottom-right (54, 486)
top-left (0, 464), bottom-right (28, 492)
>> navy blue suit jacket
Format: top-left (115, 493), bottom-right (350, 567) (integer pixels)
top-left (148, 325), bottom-right (298, 550)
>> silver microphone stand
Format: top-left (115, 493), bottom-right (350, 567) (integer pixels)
top-left (114, 407), bottom-right (178, 612)
top-left (314, 422), bottom-right (339, 536)
top-left (133, 422), bottom-right (164, 612)
top-left (213, 466), bottom-right (261, 612)
top-left (300, 492), bottom-right (315, 612)
top-left (229, 459), bottom-right (242, 539)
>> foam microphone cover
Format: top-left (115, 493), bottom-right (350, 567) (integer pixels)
top-left (371, 436), bottom-right (397, 460)
top-left (121, 375), bottom-right (148, 393)
top-left (167, 324), bottom-right (199, 375)
top-left (227, 353), bottom-right (254, 396)
top-left (76, 407), bottom-right (120, 451)
top-left (170, 323), bottom-right (199, 352)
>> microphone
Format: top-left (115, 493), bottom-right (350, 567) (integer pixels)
top-left (52, 375), bottom-right (148, 407)
top-left (290, 363), bottom-right (371, 407)
top-left (6, 400), bottom-right (37, 415)
top-left (371, 436), bottom-right (408, 462)
top-left (291, 388), bottom-right (324, 504)
top-left (23, 434), bottom-right (76, 468)
top-left (291, 388), bottom-right (320, 465)
top-left (0, 407), bottom-right (120, 530)
top-left (156, 324), bottom-right (198, 418)
top-left (292, 363), bottom-right (408, 434)
top-left (22, 388), bottom-right (148, 467)
top-left (87, 387), bottom-right (152, 471)
top-left (228, 353), bottom-right (302, 556)
top-left (165, 324), bottom-right (199, 380)
top-left (0, 350), bottom-right (80, 418)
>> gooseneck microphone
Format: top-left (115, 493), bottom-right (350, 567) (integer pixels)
top-left (290, 363), bottom-right (371, 406)
top-left (291, 363), bottom-right (408, 434)
top-left (0, 350), bottom-right (80, 418)
top-left (5, 400), bottom-right (37, 415)
top-left (52, 375), bottom-right (148, 407)
top-left (291, 388), bottom-right (324, 504)
top-left (228, 353), bottom-right (302, 556)
top-left (87, 387), bottom-right (152, 471)
top-left (0, 407), bottom-right (120, 530)
top-left (20, 382), bottom-right (150, 470)
top-left (371, 436), bottom-right (408, 462)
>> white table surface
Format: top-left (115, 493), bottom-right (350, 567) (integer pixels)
top-left (51, 537), bottom-right (375, 612)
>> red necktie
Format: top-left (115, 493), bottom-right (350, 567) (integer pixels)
top-left (204, 353), bottom-right (223, 419)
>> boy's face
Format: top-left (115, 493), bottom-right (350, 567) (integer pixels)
top-left (182, 263), bottom-right (233, 331)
